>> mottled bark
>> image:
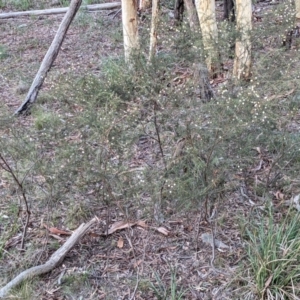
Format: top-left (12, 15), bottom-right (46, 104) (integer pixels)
top-left (149, 0), bottom-right (159, 61)
top-left (184, 0), bottom-right (199, 32)
top-left (296, 0), bottom-right (300, 19)
top-left (233, 0), bottom-right (252, 80)
top-left (193, 63), bottom-right (214, 102)
top-left (195, 0), bottom-right (219, 74)
top-left (139, 0), bottom-right (151, 11)
top-left (122, 0), bottom-right (139, 62)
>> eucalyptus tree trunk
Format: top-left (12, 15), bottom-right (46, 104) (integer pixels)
top-left (121, 0), bottom-right (139, 62)
top-left (139, 0), bottom-right (151, 10)
top-left (233, 0), bottom-right (252, 80)
top-left (184, 0), bottom-right (199, 32)
top-left (195, 0), bottom-right (219, 74)
top-left (149, 0), bottom-right (159, 61)
top-left (296, 0), bottom-right (300, 19)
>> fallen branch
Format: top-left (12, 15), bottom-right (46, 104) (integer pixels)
top-left (14, 0), bottom-right (82, 115)
top-left (0, 2), bottom-right (121, 19)
top-left (0, 217), bottom-right (98, 298)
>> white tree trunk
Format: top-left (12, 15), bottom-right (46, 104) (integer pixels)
top-left (194, 0), bottom-right (218, 74)
top-left (139, 0), bottom-right (151, 10)
top-left (295, 0), bottom-right (300, 19)
top-left (148, 0), bottom-right (159, 61)
top-left (184, 0), bottom-right (199, 32)
top-left (121, 0), bottom-right (139, 62)
top-left (233, 0), bottom-right (252, 80)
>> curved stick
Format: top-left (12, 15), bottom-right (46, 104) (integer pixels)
top-left (0, 217), bottom-right (98, 298)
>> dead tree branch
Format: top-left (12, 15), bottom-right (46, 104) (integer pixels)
top-left (14, 0), bottom-right (82, 115)
top-left (0, 2), bottom-right (121, 19)
top-left (0, 217), bottom-right (98, 298)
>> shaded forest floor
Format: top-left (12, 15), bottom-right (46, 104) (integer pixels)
top-left (1, 1), bottom-right (300, 299)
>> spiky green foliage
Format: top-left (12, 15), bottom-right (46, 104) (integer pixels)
top-left (246, 208), bottom-right (300, 299)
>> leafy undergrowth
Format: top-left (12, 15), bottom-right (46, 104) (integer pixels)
top-left (1, 0), bottom-right (300, 299)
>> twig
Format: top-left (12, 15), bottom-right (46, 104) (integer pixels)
top-left (209, 220), bottom-right (216, 271)
top-left (203, 195), bottom-right (210, 223)
top-left (129, 268), bottom-right (140, 300)
top-left (153, 100), bottom-right (167, 170)
top-left (108, 8), bottom-right (122, 19)
top-left (195, 213), bottom-right (202, 259)
top-left (0, 153), bottom-right (31, 250)
top-left (207, 210), bottom-right (230, 275)
top-left (203, 131), bottom-right (222, 221)
top-left (265, 152), bottom-right (283, 190)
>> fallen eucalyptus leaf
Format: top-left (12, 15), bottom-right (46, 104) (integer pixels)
top-left (107, 221), bottom-right (136, 235)
top-left (154, 227), bottom-right (170, 236)
top-left (117, 237), bottom-right (124, 248)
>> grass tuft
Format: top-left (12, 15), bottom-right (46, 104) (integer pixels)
top-left (246, 206), bottom-right (300, 299)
